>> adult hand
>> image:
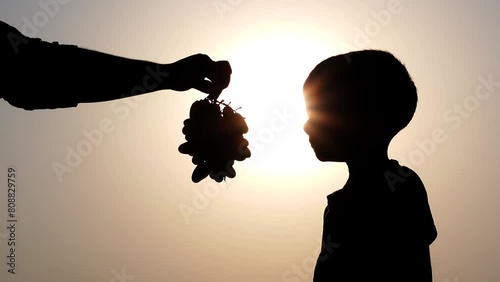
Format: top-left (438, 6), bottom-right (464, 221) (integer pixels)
top-left (164, 54), bottom-right (232, 99)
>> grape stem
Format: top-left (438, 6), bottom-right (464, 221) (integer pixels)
top-left (205, 97), bottom-right (242, 112)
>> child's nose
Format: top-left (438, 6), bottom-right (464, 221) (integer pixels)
top-left (303, 120), bottom-right (311, 135)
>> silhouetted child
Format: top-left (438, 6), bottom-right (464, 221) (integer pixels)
top-left (302, 50), bottom-right (437, 282)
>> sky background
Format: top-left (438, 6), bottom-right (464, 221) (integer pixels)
top-left (0, 1), bottom-right (499, 281)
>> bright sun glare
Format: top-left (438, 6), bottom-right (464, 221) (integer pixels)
top-left (218, 29), bottom-right (335, 177)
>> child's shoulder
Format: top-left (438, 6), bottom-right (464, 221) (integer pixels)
top-left (384, 160), bottom-right (432, 203)
top-left (325, 159), bottom-right (429, 204)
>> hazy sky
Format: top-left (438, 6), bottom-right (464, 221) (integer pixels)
top-left (0, 1), bottom-right (499, 281)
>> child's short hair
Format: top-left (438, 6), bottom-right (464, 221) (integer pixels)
top-left (304, 49), bottom-right (418, 138)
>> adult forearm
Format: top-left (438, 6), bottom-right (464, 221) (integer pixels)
top-left (18, 41), bottom-right (170, 103)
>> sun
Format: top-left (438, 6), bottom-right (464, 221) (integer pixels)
top-left (216, 28), bottom-right (334, 177)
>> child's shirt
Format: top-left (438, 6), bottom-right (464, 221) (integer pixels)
top-left (313, 159), bottom-right (437, 282)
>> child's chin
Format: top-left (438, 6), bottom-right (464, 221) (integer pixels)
top-left (314, 151), bottom-right (344, 162)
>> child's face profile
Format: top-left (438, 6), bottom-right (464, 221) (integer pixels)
top-left (303, 85), bottom-right (378, 162)
top-left (303, 88), bottom-right (351, 162)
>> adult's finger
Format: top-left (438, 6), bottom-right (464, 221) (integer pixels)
top-left (214, 61), bottom-right (232, 88)
top-left (193, 80), bottom-right (214, 97)
top-left (206, 61), bottom-right (231, 93)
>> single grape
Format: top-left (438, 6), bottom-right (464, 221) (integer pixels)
top-left (182, 124), bottom-right (192, 135)
top-left (178, 142), bottom-right (193, 155)
top-left (233, 113), bottom-right (248, 133)
top-left (189, 100), bottom-right (205, 119)
top-left (234, 146), bottom-right (251, 161)
top-left (192, 163), bottom-right (210, 183)
top-left (226, 165), bottom-right (236, 178)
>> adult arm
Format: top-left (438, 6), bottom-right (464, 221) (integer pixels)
top-left (1, 21), bottom-right (231, 110)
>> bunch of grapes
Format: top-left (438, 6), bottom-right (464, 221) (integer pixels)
top-left (178, 98), bottom-right (251, 183)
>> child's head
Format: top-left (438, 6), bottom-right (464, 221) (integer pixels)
top-left (303, 50), bottom-right (417, 162)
